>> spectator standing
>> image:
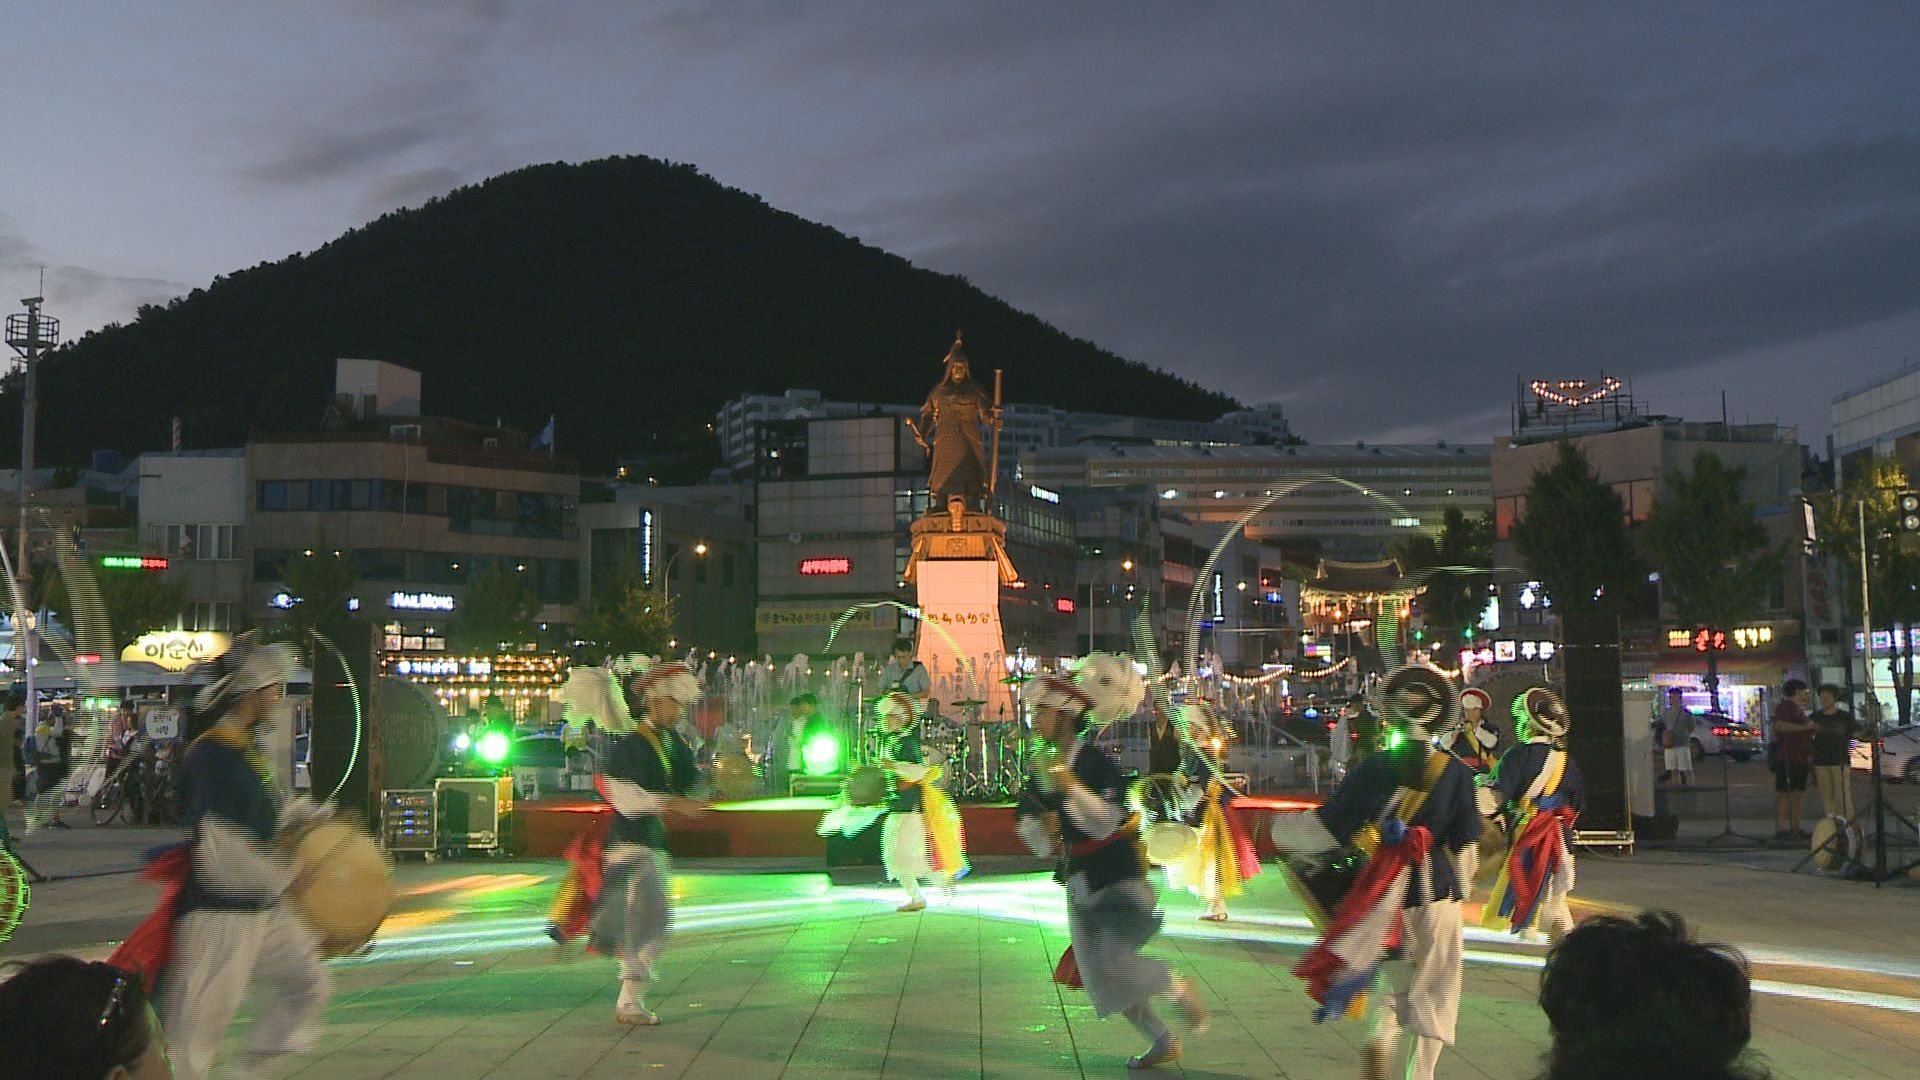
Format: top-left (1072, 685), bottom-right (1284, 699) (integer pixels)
top-left (3, 690), bottom-right (23, 808)
top-left (1660, 689), bottom-right (1695, 785)
top-left (1809, 684), bottom-right (1858, 820)
top-left (1771, 679), bottom-right (1815, 840)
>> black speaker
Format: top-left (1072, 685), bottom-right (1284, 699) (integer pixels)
top-left (1561, 613), bottom-right (1627, 832)
top-left (309, 621), bottom-right (378, 820)
top-left (824, 816), bottom-right (885, 884)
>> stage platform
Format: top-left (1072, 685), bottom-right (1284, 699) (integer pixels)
top-left (515, 792), bottom-right (1323, 861)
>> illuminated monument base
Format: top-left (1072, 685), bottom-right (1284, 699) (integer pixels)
top-left (905, 511), bottom-right (1019, 724)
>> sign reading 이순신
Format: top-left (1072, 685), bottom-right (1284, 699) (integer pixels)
top-left (121, 631), bottom-right (232, 671)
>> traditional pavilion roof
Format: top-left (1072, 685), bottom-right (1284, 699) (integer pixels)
top-left (1302, 558), bottom-right (1409, 599)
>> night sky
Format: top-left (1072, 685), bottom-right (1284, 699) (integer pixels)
top-left (4, 3), bottom-right (1918, 448)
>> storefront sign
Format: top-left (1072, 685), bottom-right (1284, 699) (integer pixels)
top-left (121, 631), bottom-right (231, 671)
top-left (1854, 628), bottom-right (1920, 654)
top-left (1029, 484), bottom-right (1060, 504)
top-left (389, 590), bottom-right (456, 612)
top-left (798, 556), bottom-right (853, 576)
top-left (1667, 626), bottom-right (1774, 651)
top-left (1054, 597), bottom-right (1076, 614)
top-left (756, 605), bottom-right (896, 630)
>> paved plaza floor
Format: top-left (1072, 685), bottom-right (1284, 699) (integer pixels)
top-left (7, 815), bottom-right (1919, 1079)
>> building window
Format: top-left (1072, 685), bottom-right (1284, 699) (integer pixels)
top-left (257, 481), bottom-right (288, 511)
top-left (183, 601), bottom-right (235, 633)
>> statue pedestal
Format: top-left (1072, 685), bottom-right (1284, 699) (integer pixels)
top-left (906, 512), bottom-right (1018, 724)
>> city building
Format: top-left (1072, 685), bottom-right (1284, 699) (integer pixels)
top-left (579, 483), bottom-right (756, 658)
top-left (1832, 361), bottom-right (1920, 488)
top-left (715, 389), bottom-right (1288, 474)
top-left (1490, 379), bottom-right (1815, 724)
top-left (247, 360), bottom-right (583, 659)
top-left (1019, 441), bottom-right (1492, 564)
top-left (133, 450), bottom-right (249, 633)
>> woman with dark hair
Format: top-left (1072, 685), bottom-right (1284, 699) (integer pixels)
top-left (1538, 910), bottom-right (1767, 1080)
top-left (0, 955), bottom-right (175, 1079)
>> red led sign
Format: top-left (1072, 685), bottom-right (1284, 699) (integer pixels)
top-left (798, 557), bottom-right (853, 576)
top-left (1054, 597), bottom-right (1077, 614)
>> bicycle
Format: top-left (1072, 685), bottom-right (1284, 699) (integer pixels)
top-left (89, 748), bottom-right (146, 826)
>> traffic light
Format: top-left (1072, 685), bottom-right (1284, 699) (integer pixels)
top-left (1900, 492), bottom-right (1920, 533)
top-left (1462, 625), bottom-right (1475, 642)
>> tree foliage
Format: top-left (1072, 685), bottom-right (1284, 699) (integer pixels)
top-left (0, 157), bottom-right (1237, 475)
top-left (1813, 456), bottom-right (1920, 629)
top-left (273, 545), bottom-right (363, 661)
top-left (449, 564), bottom-right (541, 652)
top-left (1395, 505), bottom-right (1492, 646)
top-left (39, 562), bottom-right (188, 652)
top-left (1641, 452), bottom-right (1783, 631)
top-left (575, 555), bottom-right (677, 664)
top-left (1510, 441), bottom-right (1646, 615)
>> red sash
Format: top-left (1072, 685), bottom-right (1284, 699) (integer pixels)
top-left (1291, 827), bottom-right (1431, 1009)
top-left (1502, 805), bottom-right (1577, 929)
top-left (107, 844), bottom-right (193, 991)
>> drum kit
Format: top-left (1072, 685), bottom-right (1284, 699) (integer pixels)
top-left (711, 752), bottom-right (760, 802)
top-left (283, 819), bottom-right (395, 958)
top-left (935, 699), bottom-right (1028, 801)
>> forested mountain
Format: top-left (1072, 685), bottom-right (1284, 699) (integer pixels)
top-left (2, 156), bottom-right (1235, 476)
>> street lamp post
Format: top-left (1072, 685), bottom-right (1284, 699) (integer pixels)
top-left (660, 541), bottom-right (708, 646)
top-left (1086, 557), bottom-right (1134, 653)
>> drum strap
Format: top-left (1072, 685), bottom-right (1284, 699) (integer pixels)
top-left (1070, 814), bottom-right (1142, 858)
top-left (1527, 751), bottom-right (1566, 804)
top-left (636, 725), bottom-right (674, 789)
top-left (1390, 751), bottom-right (1453, 824)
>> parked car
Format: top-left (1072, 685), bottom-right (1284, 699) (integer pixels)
top-left (1690, 715), bottom-right (1761, 762)
top-left (1850, 723), bottom-right (1920, 783)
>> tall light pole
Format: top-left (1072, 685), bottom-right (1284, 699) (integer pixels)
top-left (660, 541), bottom-right (708, 647)
top-left (7, 298), bottom-right (57, 714)
top-left (1086, 557), bottom-right (1134, 653)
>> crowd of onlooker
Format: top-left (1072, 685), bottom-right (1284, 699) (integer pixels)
top-left (0, 907), bottom-right (1771, 1079)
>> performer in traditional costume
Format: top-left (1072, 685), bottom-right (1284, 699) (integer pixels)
top-left (549, 656), bottom-right (707, 1026)
top-left (1268, 664), bottom-right (1483, 1080)
top-left (1481, 686), bottom-right (1584, 942)
top-left (1161, 699), bottom-right (1258, 922)
top-left (871, 691), bottom-right (968, 911)
top-left (1017, 653), bottom-right (1208, 1070)
top-left (111, 633), bottom-right (333, 1080)
top-left (1438, 688), bottom-right (1498, 773)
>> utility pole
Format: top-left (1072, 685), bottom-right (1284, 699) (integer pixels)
top-left (6, 297), bottom-right (58, 716)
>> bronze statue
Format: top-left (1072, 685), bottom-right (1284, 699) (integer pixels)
top-left (908, 333), bottom-right (1001, 515)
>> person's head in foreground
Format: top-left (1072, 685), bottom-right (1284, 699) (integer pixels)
top-left (1538, 910), bottom-right (1764, 1080)
top-left (0, 956), bottom-right (174, 1080)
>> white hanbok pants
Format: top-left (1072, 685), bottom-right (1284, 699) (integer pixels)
top-left (163, 904), bottom-right (330, 1080)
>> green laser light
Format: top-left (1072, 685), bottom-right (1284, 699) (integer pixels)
top-left (800, 731), bottom-right (843, 776)
top-left (475, 730), bottom-right (512, 766)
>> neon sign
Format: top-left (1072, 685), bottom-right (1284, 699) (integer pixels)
top-left (1029, 484), bottom-right (1060, 504)
top-left (1054, 597), bottom-right (1077, 614)
top-left (798, 557), bottom-right (853, 576)
top-left (389, 591), bottom-right (456, 612)
top-left (102, 555), bottom-right (169, 571)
